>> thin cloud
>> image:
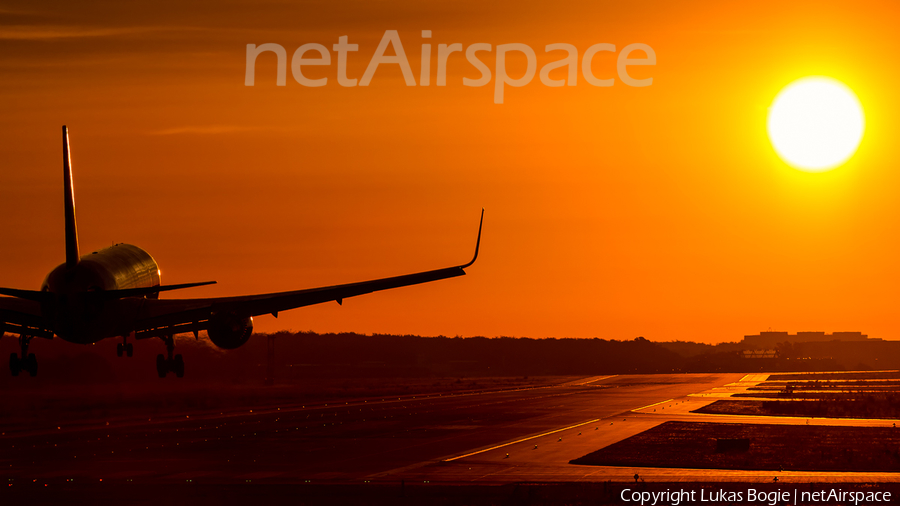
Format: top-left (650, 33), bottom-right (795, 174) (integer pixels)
top-left (0, 25), bottom-right (201, 40)
top-left (150, 125), bottom-right (260, 136)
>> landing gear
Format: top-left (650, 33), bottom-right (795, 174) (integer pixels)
top-left (155, 335), bottom-right (184, 378)
top-left (9, 335), bottom-right (36, 377)
top-left (156, 354), bottom-right (166, 377)
top-left (173, 354), bottom-right (184, 378)
top-left (9, 353), bottom-right (19, 376)
top-left (116, 336), bottom-right (133, 357)
top-left (156, 354), bottom-right (184, 378)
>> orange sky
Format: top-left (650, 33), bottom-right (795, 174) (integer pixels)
top-left (2, 1), bottom-right (900, 343)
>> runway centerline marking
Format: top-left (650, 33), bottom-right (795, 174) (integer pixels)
top-left (632, 399), bottom-right (674, 412)
top-left (443, 418), bottom-right (601, 462)
top-left (564, 375), bottom-right (617, 386)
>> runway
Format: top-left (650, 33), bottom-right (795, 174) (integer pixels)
top-left (5, 372), bottom-right (899, 487)
top-left (2, 373), bottom-right (736, 484)
top-left (392, 374), bottom-right (900, 484)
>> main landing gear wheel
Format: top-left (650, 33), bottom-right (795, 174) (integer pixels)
top-left (9, 335), bottom-right (36, 377)
top-left (117, 337), bottom-right (134, 358)
top-left (156, 335), bottom-right (184, 378)
top-left (25, 354), bottom-right (36, 377)
top-left (156, 354), bottom-right (167, 378)
top-left (173, 354), bottom-right (184, 378)
top-left (156, 353), bottom-right (185, 378)
top-left (9, 352), bottom-right (37, 377)
top-left (9, 353), bottom-right (20, 377)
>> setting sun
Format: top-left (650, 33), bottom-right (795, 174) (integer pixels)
top-left (767, 76), bottom-right (865, 172)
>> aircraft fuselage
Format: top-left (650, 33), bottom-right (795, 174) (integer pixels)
top-left (41, 243), bottom-right (160, 344)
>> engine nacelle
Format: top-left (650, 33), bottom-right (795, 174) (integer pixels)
top-left (207, 311), bottom-right (253, 349)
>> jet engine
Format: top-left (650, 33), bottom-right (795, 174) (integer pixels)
top-left (207, 310), bottom-right (253, 349)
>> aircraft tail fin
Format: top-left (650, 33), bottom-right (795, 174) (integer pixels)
top-left (62, 125), bottom-right (79, 269)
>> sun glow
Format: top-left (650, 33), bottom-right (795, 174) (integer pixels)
top-left (767, 76), bottom-right (865, 172)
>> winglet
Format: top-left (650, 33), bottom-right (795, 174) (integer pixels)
top-left (63, 125), bottom-right (80, 269)
top-left (459, 208), bottom-right (483, 269)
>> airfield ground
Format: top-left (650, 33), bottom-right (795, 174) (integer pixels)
top-left (4, 371), bottom-right (900, 504)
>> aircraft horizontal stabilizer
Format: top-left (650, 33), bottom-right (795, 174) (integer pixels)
top-left (0, 281), bottom-right (216, 302)
top-left (102, 281), bottom-right (217, 299)
top-left (0, 287), bottom-right (50, 302)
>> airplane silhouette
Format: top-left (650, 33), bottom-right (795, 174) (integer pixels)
top-left (0, 126), bottom-right (482, 378)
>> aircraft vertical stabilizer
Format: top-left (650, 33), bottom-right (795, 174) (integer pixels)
top-left (62, 125), bottom-right (79, 269)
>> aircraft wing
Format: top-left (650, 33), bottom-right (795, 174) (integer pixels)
top-left (131, 211), bottom-right (483, 340)
top-left (0, 296), bottom-right (53, 338)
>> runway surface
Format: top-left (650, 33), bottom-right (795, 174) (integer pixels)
top-left (4, 372), bottom-right (899, 487)
top-left (391, 372), bottom-right (900, 484)
top-left (2, 373), bottom-right (734, 484)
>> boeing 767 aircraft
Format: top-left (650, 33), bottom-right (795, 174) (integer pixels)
top-left (0, 126), bottom-right (482, 378)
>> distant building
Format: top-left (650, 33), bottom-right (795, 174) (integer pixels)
top-left (741, 349), bottom-right (777, 359)
top-left (742, 331), bottom-right (876, 348)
